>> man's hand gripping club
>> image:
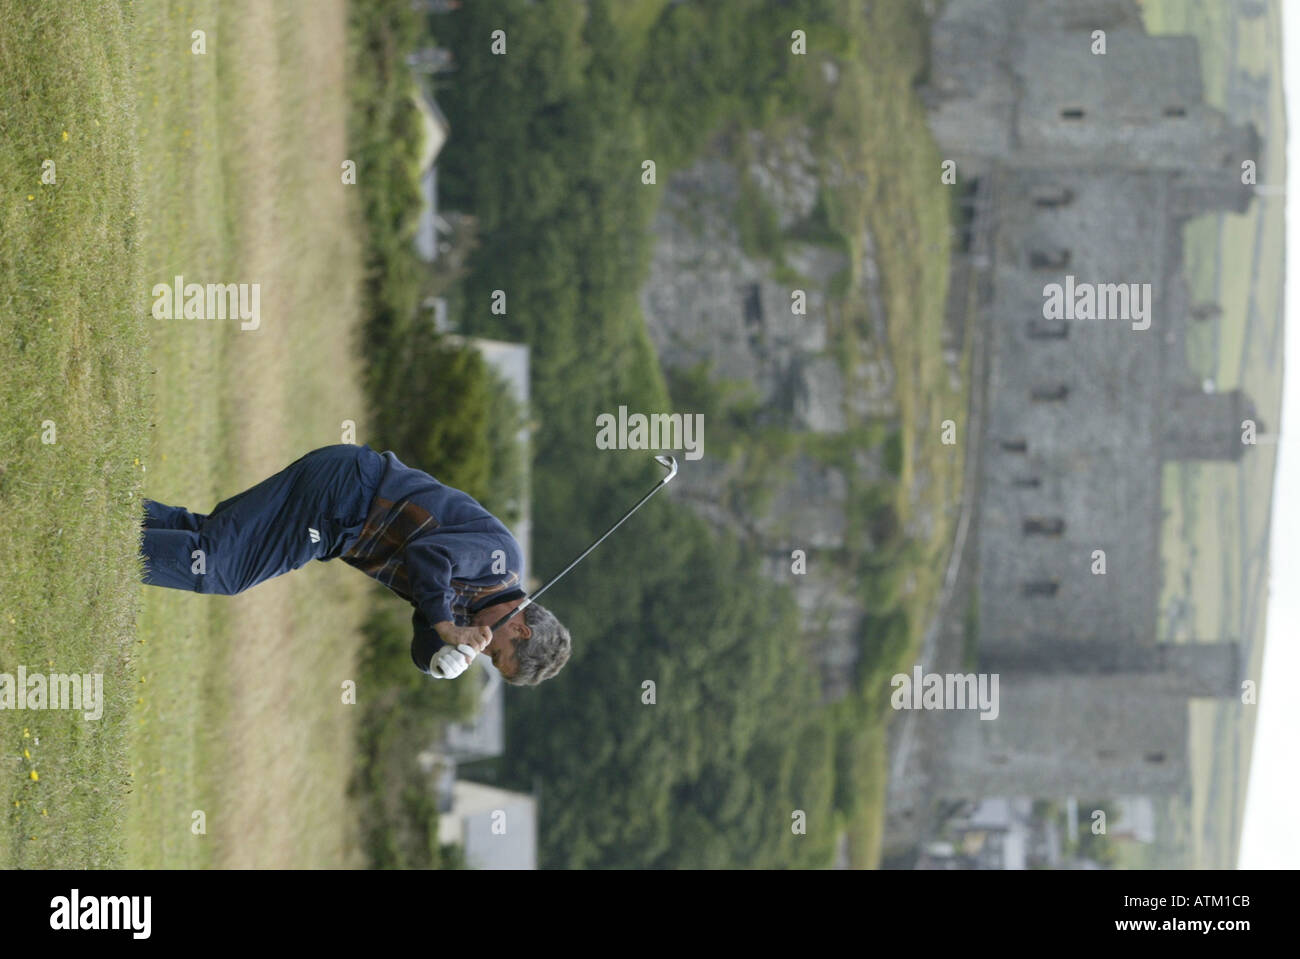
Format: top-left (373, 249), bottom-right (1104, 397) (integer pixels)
top-left (429, 621), bottom-right (492, 679)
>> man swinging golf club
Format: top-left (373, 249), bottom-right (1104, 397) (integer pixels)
top-left (138, 443), bottom-right (676, 685)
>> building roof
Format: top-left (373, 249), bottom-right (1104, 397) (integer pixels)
top-left (412, 85), bottom-right (450, 173)
top-left (437, 780), bottom-right (537, 869)
top-left (415, 166), bottom-right (439, 262)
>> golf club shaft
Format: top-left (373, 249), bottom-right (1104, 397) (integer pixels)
top-left (489, 464), bottom-right (676, 634)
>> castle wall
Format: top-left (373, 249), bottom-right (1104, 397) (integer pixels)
top-left (923, 675), bottom-right (1191, 796)
top-left (908, 0), bottom-right (1258, 805)
top-left (930, 0), bottom-right (1257, 197)
top-left (976, 169), bottom-right (1170, 648)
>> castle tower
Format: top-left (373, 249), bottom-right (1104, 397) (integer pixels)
top-left (927, 0), bottom-right (1259, 220)
top-left (924, 674), bottom-right (1193, 796)
top-left (917, 641), bottom-right (1238, 798)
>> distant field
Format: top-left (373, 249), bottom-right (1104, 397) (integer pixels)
top-left (1, 0), bottom-right (367, 867)
top-left (1143, 0), bottom-right (1285, 868)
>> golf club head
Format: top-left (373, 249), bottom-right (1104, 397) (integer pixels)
top-left (655, 454), bottom-right (679, 484)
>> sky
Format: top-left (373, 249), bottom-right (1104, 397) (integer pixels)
top-left (1238, 0), bottom-right (1298, 870)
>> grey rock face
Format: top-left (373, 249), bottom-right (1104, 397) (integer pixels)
top-left (639, 128), bottom-right (900, 702)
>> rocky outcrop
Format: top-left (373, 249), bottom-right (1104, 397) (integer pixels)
top-left (639, 127), bottom-right (899, 702)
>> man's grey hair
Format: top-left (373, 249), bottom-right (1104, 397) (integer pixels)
top-left (508, 602), bottom-right (571, 686)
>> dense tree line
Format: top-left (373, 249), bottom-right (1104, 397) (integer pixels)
top-left (432, 0), bottom-right (853, 867)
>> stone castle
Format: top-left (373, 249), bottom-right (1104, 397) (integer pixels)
top-left (900, 0), bottom-right (1262, 803)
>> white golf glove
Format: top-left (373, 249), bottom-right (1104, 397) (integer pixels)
top-left (430, 643), bottom-right (478, 679)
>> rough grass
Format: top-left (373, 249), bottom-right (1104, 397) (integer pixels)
top-left (2, 0), bottom-right (367, 868)
top-left (0, 0), bottom-right (145, 868)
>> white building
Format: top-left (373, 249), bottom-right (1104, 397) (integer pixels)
top-left (412, 84), bottom-right (451, 262)
top-left (436, 780), bottom-right (538, 870)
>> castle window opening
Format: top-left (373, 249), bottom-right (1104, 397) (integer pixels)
top-left (1031, 186), bottom-right (1075, 208)
top-left (1012, 476), bottom-right (1041, 488)
top-left (1029, 248), bottom-right (1071, 270)
top-left (1023, 517), bottom-right (1065, 536)
top-left (1145, 752), bottom-right (1166, 764)
top-left (1031, 384), bottom-right (1070, 402)
top-left (1021, 580), bottom-right (1059, 597)
top-left (1001, 439), bottom-right (1028, 453)
top-left (1061, 108), bottom-right (1085, 120)
top-left (1163, 106), bottom-right (1186, 117)
top-left (1027, 318), bottom-right (1069, 339)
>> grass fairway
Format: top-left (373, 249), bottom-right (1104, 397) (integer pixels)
top-left (0, 0), bottom-right (144, 868)
top-left (3, 0), bottom-right (367, 867)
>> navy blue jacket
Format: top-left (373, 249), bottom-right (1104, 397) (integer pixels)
top-left (341, 450), bottom-right (526, 670)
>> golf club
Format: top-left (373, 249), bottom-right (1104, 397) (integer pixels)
top-left (431, 454), bottom-right (678, 677)
top-left (489, 453), bottom-right (678, 635)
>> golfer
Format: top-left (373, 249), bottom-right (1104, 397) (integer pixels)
top-left (138, 443), bottom-right (571, 685)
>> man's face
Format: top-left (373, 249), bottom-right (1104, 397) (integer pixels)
top-left (471, 599), bottom-right (531, 680)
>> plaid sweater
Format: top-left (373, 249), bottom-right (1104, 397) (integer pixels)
top-left (341, 451), bottom-right (525, 636)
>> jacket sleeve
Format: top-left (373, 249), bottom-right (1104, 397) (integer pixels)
top-left (410, 607), bottom-right (443, 674)
top-left (403, 538), bottom-right (457, 629)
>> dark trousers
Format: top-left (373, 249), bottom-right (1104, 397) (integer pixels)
top-left (141, 444), bottom-right (384, 595)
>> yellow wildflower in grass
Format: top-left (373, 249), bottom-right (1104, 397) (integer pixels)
top-left (29, 770), bottom-right (38, 781)
top-left (23, 748), bottom-right (30, 760)
top-left (61, 130), bottom-right (68, 141)
top-left (26, 195), bottom-right (33, 201)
